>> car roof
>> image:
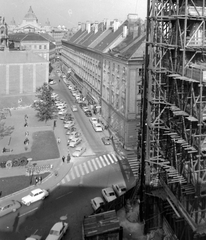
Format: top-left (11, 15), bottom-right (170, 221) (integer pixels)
top-left (103, 187), bottom-right (114, 193)
top-left (51, 222), bottom-right (64, 231)
top-left (31, 188), bottom-right (43, 194)
top-left (75, 146), bottom-right (84, 150)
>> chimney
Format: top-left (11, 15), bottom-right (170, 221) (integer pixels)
top-left (113, 19), bottom-right (119, 32)
top-left (86, 21), bottom-right (91, 33)
top-left (123, 25), bottom-right (128, 37)
top-left (106, 19), bottom-right (110, 29)
top-left (78, 22), bottom-right (81, 30)
top-left (127, 14), bottom-right (138, 35)
top-left (133, 25), bottom-right (139, 39)
top-left (94, 21), bottom-right (98, 34)
top-left (81, 23), bottom-right (86, 31)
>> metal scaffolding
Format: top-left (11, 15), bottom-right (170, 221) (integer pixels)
top-left (140, 0), bottom-right (206, 239)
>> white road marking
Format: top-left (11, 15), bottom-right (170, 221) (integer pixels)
top-left (61, 179), bottom-right (65, 184)
top-left (107, 154), bottom-right (114, 163)
top-left (66, 174), bottom-right (71, 182)
top-left (56, 191), bottom-right (72, 199)
top-left (92, 158), bottom-right (98, 170)
top-left (78, 164), bottom-right (85, 175)
top-left (83, 162), bottom-right (89, 174)
top-left (74, 166), bottom-right (80, 177)
top-left (95, 158), bottom-right (102, 168)
top-left (19, 207), bottom-right (38, 217)
top-left (111, 153), bottom-right (119, 161)
top-left (99, 156), bottom-right (106, 167)
top-left (70, 169), bottom-right (75, 179)
top-left (87, 160), bottom-right (94, 172)
top-left (103, 155), bottom-right (110, 165)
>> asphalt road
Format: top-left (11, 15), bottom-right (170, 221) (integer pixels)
top-left (0, 71), bottom-right (134, 240)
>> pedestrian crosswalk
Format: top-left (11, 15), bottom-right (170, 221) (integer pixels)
top-left (126, 153), bottom-right (140, 179)
top-left (59, 153), bottom-right (120, 185)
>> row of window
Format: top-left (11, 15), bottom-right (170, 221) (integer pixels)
top-left (22, 44), bottom-right (48, 50)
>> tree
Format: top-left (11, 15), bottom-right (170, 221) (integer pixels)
top-left (0, 121), bottom-right (14, 139)
top-left (32, 83), bottom-right (58, 123)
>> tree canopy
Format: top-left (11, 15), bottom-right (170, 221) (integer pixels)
top-left (32, 83), bottom-right (57, 122)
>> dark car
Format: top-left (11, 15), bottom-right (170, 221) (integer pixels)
top-left (85, 110), bottom-right (92, 117)
top-left (79, 102), bottom-right (87, 109)
top-left (101, 137), bottom-right (111, 145)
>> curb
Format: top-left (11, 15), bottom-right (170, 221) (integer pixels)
top-left (0, 172), bottom-right (53, 202)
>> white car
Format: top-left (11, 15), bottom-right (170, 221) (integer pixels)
top-left (21, 188), bottom-right (49, 206)
top-left (45, 222), bottom-right (68, 240)
top-left (71, 105), bottom-right (78, 112)
top-left (72, 145), bottom-right (86, 157)
top-left (93, 123), bottom-right (103, 132)
top-left (82, 106), bottom-right (90, 112)
top-left (58, 110), bottom-right (67, 115)
top-left (112, 184), bottom-right (127, 197)
top-left (90, 117), bottom-right (98, 125)
top-left (69, 137), bottom-right (82, 147)
top-left (68, 131), bottom-right (81, 140)
top-left (91, 197), bottom-right (105, 211)
top-left (64, 122), bottom-right (75, 129)
top-left (101, 187), bottom-right (117, 203)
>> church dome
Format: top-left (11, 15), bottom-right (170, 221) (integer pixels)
top-left (24, 6), bottom-right (37, 21)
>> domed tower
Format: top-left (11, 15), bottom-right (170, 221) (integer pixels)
top-left (23, 6), bottom-right (38, 23)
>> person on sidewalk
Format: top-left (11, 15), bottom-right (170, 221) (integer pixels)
top-left (57, 137), bottom-right (61, 144)
top-left (62, 156), bottom-right (65, 163)
top-left (38, 176), bottom-right (42, 184)
top-left (35, 177), bottom-right (39, 185)
top-left (0, 191), bottom-right (2, 197)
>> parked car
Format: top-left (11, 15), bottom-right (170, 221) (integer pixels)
top-left (72, 145), bottom-right (86, 157)
top-left (63, 120), bottom-right (74, 124)
top-left (91, 197), bottom-right (105, 211)
top-left (85, 110), bottom-right (92, 117)
top-left (101, 137), bottom-right (111, 145)
top-left (66, 127), bottom-right (77, 134)
top-left (0, 200), bottom-right (21, 217)
top-left (93, 123), bottom-right (103, 132)
top-left (26, 235), bottom-right (42, 240)
top-left (69, 137), bottom-right (82, 147)
top-left (112, 184), bottom-right (127, 197)
top-left (21, 188), bottom-right (49, 206)
top-left (58, 109), bottom-right (67, 115)
top-left (101, 187), bottom-right (117, 203)
top-left (68, 131), bottom-right (81, 140)
top-left (49, 80), bottom-right (56, 85)
top-left (71, 105), bottom-right (78, 112)
top-left (90, 117), bottom-right (98, 125)
top-left (45, 222), bottom-right (68, 240)
top-left (64, 122), bottom-right (75, 129)
top-left (79, 102), bottom-right (87, 108)
top-left (82, 106), bottom-right (90, 112)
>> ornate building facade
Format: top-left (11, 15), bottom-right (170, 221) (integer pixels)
top-left (8, 6), bottom-right (52, 34)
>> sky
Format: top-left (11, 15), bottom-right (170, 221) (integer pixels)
top-left (0, 0), bottom-right (147, 29)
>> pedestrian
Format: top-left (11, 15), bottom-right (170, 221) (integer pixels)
top-left (57, 137), bottom-right (61, 144)
top-left (62, 156), bottom-right (65, 163)
top-left (24, 122), bottom-right (28, 127)
top-left (35, 177), bottom-right (39, 185)
top-left (53, 120), bottom-right (57, 129)
top-left (0, 191), bottom-right (2, 197)
top-left (39, 176), bottom-right (42, 184)
top-left (67, 154), bottom-right (71, 163)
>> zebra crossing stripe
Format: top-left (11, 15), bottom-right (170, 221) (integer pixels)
top-left (91, 158), bottom-right (98, 170)
top-left (99, 157), bottom-right (106, 167)
top-left (61, 178), bottom-right (66, 184)
top-left (70, 169), bottom-right (75, 179)
top-left (95, 158), bottom-right (102, 168)
top-left (87, 160), bottom-right (94, 172)
top-left (66, 174), bottom-right (71, 182)
top-left (103, 155), bottom-right (110, 165)
top-left (79, 164), bottom-right (85, 175)
top-left (74, 166), bottom-right (80, 177)
top-left (83, 162), bottom-right (89, 174)
top-left (111, 153), bottom-right (119, 162)
top-left (107, 154), bottom-right (114, 163)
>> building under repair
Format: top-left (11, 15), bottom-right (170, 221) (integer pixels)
top-left (139, 0), bottom-right (206, 239)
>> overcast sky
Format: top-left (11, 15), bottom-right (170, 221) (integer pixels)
top-left (1, 0), bottom-right (147, 28)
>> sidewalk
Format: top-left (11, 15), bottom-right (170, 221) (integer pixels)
top-left (0, 107), bottom-right (73, 201)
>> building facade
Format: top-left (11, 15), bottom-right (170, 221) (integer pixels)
top-left (61, 14), bottom-right (145, 149)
